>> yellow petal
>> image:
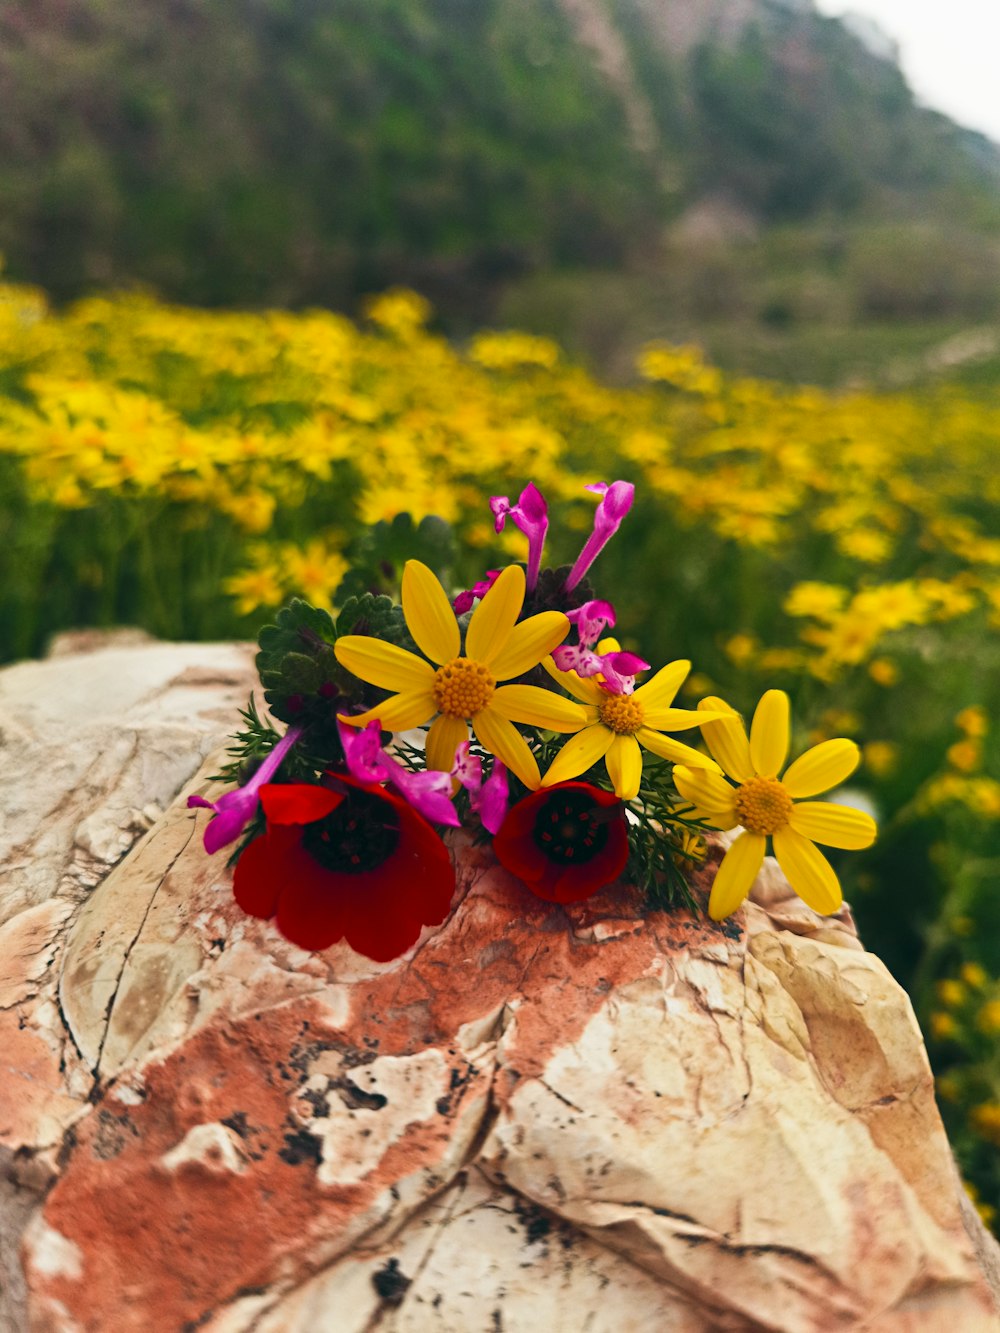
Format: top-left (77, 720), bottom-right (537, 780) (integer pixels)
top-left (402, 560), bottom-right (459, 665)
top-left (697, 696), bottom-right (753, 782)
top-left (782, 738), bottom-right (860, 799)
top-left (636, 728), bottom-right (720, 772)
top-left (683, 803), bottom-right (730, 826)
top-left (339, 690), bottom-right (436, 732)
top-left (466, 564), bottom-right (525, 667)
top-left (597, 636), bottom-right (622, 654)
top-left (642, 706), bottom-right (725, 732)
top-left (673, 765), bottom-right (737, 824)
top-left (541, 655), bottom-right (604, 705)
top-left (788, 801), bottom-right (876, 850)
top-left (491, 685), bottom-right (586, 732)
top-left (633, 659), bottom-right (689, 708)
top-left (334, 636), bottom-right (436, 692)
top-left (490, 611), bottom-right (570, 681)
top-left (708, 831), bottom-right (765, 921)
top-left (750, 689), bottom-right (789, 777)
top-left (541, 724), bottom-right (615, 786)
top-left (473, 707), bottom-right (540, 789)
top-left (772, 826), bottom-right (842, 915)
top-left (426, 713), bottom-right (469, 773)
top-left (605, 734), bottom-right (643, 799)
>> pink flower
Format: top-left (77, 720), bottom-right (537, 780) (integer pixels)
top-left (188, 725), bottom-right (303, 853)
top-left (490, 483), bottom-right (549, 591)
top-left (565, 481), bottom-right (634, 591)
top-left (338, 720), bottom-right (460, 826)
top-left (450, 741), bottom-right (509, 835)
top-left (551, 599), bottom-right (649, 695)
top-left (453, 569), bottom-right (501, 615)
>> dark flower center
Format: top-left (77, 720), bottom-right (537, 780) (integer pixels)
top-left (302, 787), bottom-right (400, 874)
top-left (532, 789), bottom-right (610, 864)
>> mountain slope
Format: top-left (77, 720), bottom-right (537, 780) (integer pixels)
top-left (0, 0), bottom-right (997, 313)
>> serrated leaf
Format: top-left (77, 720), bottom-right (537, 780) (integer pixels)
top-left (334, 511), bottom-right (456, 603)
top-left (280, 651), bottom-right (322, 692)
top-left (336, 593), bottom-right (417, 653)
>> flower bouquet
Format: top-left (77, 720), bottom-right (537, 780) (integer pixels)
top-left (189, 481), bottom-right (876, 960)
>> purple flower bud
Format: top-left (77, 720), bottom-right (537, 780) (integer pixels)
top-left (187, 724), bottom-right (303, 853)
top-left (565, 480), bottom-right (635, 592)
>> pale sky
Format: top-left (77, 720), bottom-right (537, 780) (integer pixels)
top-left (814, 0), bottom-right (1000, 143)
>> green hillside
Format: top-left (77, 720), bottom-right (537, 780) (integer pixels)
top-left (2, 0), bottom-right (999, 379)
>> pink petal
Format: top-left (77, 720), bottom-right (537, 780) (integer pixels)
top-left (565, 599), bottom-right (616, 649)
top-left (338, 719), bottom-right (393, 784)
top-left (566, 480), bottom-right (635, 591)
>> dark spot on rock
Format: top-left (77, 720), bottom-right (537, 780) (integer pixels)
top-left (92, 1109), bottom-right (139, 1160)
top-left (301, 1087), bottom-right (331, 1118)
top-left (514, 1197), bottom-right (552, 1247)
top-left (221, 1112), bottom-right (250, 1139)
top-left (372, 1257), bottom-right (411, 1307)
top-left (210, 938), bottom-right (225, 951)
top-left (334, 1078), bottom-right (388, 1111)
top-left (277, 1129), bottom-right (324, 1167)
top-left (436, 1096), bottom-right (451, 1116)
top-left (491, 1310), bottom-right (503, 1331)
top-left (57, 1124), bottom-right (79, 1168)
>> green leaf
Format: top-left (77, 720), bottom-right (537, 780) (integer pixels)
top-left (335, 592), bottom-right (417, 653)
top-left (334, 512), bottom-right (456, 602)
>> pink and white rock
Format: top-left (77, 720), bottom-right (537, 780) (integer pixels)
top-left (2, 636), bottom-right (999, 1332)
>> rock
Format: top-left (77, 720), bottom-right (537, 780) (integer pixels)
top-left (0, 636), bottom-right (256, 1333)
top-left (2, 637), bottom-right (999, 1332)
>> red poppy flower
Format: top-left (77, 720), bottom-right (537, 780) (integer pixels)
top-left (232, 773), bottom-right (455, 960)
top-left (493, 781), bottom-right (629, 903)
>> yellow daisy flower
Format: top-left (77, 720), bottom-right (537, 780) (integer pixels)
top-left (539, 651), bottom-right (721, 800)
top-left (335, 560), bottom-right (583, 789)
top-left (674, 689), bottom-right (877, 921)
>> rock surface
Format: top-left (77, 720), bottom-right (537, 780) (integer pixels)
top-left (2, 636), bottom-right (999, 1332)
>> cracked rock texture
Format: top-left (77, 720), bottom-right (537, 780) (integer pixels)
top-left (2, 637), bottom-right (999, 1332)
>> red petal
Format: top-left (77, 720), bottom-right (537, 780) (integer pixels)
top-left (273, 845), bottom-right (351, 951)
top-left (232, 830), bottom-right (292, 918)
top-left (493, 788), bottom-right (556, 886)
top-left (340, 805), bottom-right (456, 961)
top-left (260, 782), bottom-right (343, 825)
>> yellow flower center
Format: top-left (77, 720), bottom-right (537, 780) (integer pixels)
top-left (597, 693), bottom-right (645, 735)
top-left (433, 657), bottom-right (495, 719)
top-left (734, 776), bottom-right (793, 836)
